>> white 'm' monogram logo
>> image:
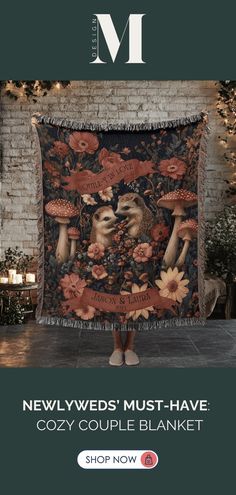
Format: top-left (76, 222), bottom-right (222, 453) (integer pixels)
top-left (90, 14), bottom-right (145, 64)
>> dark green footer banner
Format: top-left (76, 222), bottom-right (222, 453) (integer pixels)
top-left (0, 369), bottom-right (234, 494)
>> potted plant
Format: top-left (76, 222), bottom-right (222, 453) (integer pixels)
top-left (206, 205), bottom-right (236, 318)
top-left (0, 247), bottom-right (34, 280)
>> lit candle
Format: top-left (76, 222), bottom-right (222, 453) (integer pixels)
top-left (8, 269), bottom-right (16, 283)
top-left (26, 273), bottom-right (35, 283)
top-left (15, 274), bottom-right (23, 284)
top-left (0, 277), bottom-right (8, 284)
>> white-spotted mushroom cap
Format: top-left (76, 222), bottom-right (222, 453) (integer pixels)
top-left (177, 219), bottom-right (198, 241)
top-left (67, 227), bottom-right (80, 240)
top-left (45, 199), bottom-right (79, 222)
top-left (157, 189), bottom-right (197, 216)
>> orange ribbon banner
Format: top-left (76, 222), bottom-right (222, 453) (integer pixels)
top-left (62, 287), bottom-right (175, 313)
top-left (62, 159), bottom-right (157, 194)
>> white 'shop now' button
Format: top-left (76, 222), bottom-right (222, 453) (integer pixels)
top-left (77, 450), bottom-right (158, 469)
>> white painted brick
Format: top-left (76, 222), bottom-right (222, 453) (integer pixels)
top-left (0, 80), bottom-right (233, 256)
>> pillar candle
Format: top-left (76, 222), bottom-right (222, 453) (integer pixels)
top-left (15, 274), bottom-right (23, 284)
top-left (8, 269), bottom-right (16, 283)
top-left (0, 277), bottom-right (8, 284)
top-left (26, 273), bottom-right (35, 283)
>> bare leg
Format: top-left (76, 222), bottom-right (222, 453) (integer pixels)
top-left (124, 330), bottom-right (136, 351)
top-left (110, 330), bottom-right (138, 366)
top-left (112, 330), bottom-right (123, 350)
top-left (123, 330), bottom-right (139, 365)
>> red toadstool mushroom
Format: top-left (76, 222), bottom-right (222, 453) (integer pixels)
top-left (157, 189), bottom-right (197, 267)
top-left (176, 219), bottom-right (198, 267)
top-left (67, 227), bottom-right (80, 258)
top-left (45, 199), bottom-right (80, 263)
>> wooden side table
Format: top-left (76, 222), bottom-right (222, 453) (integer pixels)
top-left (0, 283), bottom-right (38, 321)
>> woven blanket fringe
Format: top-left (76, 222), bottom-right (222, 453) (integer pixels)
top-left (32, 112), bottom-right (207, 132)
top-left (198, 117), bottom-right (210, 320)
top-left (33, 127), bottom-right (45, 322)
top-left (37, 315), bottom-right (206, 331)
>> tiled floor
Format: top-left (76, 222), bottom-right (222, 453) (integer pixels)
top-left (0, 319), bottom-right (236, 367)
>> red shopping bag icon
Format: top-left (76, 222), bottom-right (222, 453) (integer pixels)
top-left (144, 454), bottom-right (153, 465)
top-left (141, 451), bottom-right (158, 468)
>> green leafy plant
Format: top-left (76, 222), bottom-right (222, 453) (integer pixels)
top-left (206, 205), bottom-right (236, 318)
top-left (0, 260), bottom-right (5, 273)
top-left (206, 205), bottom-right (236, 281)
top-left (0, 247), bottom-right (34, 273)
top-left (0, 296), bottom-right (25, 325)
top-left (216, 81), bottom-right (236, 201)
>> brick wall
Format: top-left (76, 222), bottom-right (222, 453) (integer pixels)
top-left (0, 80), bottom-right (230, 257)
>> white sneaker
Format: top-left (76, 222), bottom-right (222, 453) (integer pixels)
top-left (109, 349), bottom-right (124, 367)
top-left (124, 350), bottom-right (140, 366)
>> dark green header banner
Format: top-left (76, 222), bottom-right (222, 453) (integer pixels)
top-left (0, 0), bottom-right (235, 79)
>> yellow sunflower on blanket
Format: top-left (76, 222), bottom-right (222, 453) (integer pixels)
top-left (155, 267), bottom-right (189, 303)
top-left (121, 283), bottom-right (154, 321)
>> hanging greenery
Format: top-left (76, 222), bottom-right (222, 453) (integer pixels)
top-left (217, 81), bottom-right (236, 134)
top-left (0, 80), bottom-right (70, 102)
top-left (216, 81), bottom-right (236, 202)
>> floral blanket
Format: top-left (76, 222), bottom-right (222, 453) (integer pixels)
top-left (33, 113), bottom-right (207, 330)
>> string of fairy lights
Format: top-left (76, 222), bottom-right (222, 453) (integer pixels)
top-left (0, 80), bottom-right (236, 198)
top-left (0, 80), bottom-right (70, 100)
top-left (216, 81), bottom-right (236, 198)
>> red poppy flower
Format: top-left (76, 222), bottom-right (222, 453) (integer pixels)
top-left (69, 132), bottom-right (99, 154)
top-left (151, 223), bottom-right (169, 241)
top-left (52, 141), bottom-right (69, 158)
top-left (159, 157), bottom-right (187, 180)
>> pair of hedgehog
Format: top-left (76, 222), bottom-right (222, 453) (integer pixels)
top-left (90, 193), bottom-right (153, 247)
